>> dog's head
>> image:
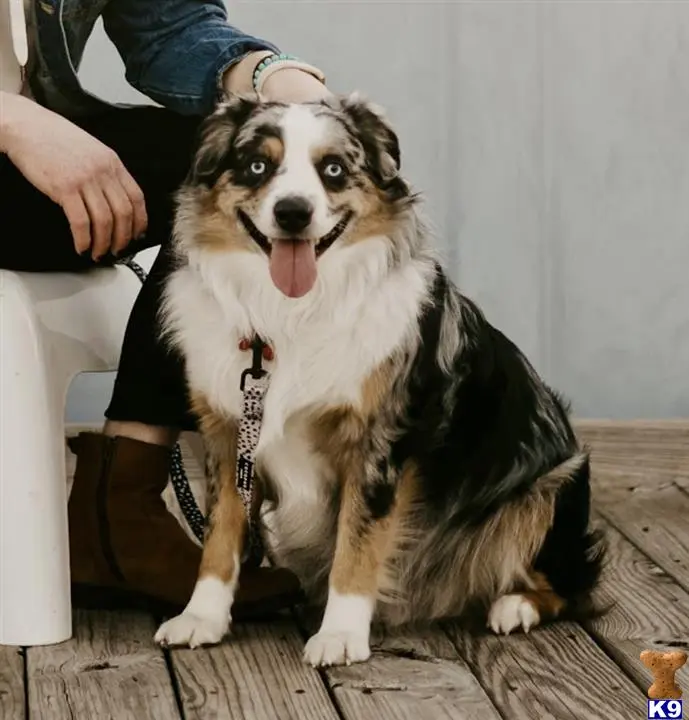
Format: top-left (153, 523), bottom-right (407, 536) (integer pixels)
top-left (180, 93), bottom-right (414, 298)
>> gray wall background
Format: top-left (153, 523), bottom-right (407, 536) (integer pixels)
top-left (67, 1), bottom-right (689, 423)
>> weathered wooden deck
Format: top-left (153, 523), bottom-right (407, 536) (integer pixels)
top-left (2, 420), bottom-right (689, 719)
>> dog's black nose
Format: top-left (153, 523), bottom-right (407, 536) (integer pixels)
top-left (273, 196), bottom-right (313, 233)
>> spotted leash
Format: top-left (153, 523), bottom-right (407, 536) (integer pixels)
top-left (236, 337), bottom-right (270, 567)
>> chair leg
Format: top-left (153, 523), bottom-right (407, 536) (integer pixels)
top-left (0, 273), bottom-right (72, 646)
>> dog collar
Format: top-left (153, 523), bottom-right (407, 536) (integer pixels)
top-left (238, 336), bottom-right (274, 363)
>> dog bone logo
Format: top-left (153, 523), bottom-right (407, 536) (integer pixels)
top-left (640, 649), bottom-right (687, 700)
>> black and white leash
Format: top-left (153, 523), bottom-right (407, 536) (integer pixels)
top-left (236, 336), bottom-right (271, 567)
top-left (121, 257), bottom-right (267, 561)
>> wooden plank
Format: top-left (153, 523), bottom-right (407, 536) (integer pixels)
top-left (584, 513), bottom-right (689, 693)
top-left (296, 610), bottom-right (501, 720)
top-left (447, 620), bottom-right (645, 720)
top-left (575, 419), bottom-right (689, 481)
top-left (0, 645), bottom-right (25, 720)
top-left (593, 472), bottom-right (689, 593)
top-left (27, 609), bottom-right (181, 720)
top-left (674, 477), bottom-right (689, 494)
top-left (169, 618), bottom-right (340, 720)
top-left (334, 625), bottom-right (502, 720)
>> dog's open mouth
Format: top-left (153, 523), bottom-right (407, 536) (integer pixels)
top-left (237, 209), bottom-right (353, 257)
top-left (236, 209), bottom-right (353, 299)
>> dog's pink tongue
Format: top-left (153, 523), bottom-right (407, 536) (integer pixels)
top-left (269, 240), bottom-right (317, 298)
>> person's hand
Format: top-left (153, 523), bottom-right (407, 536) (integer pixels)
top-left (1, 93), bottom-right (147, 261)
top-left (259, 68), bottom-right (332, 104)
top-left (223, 52), bottom-right (332, 105)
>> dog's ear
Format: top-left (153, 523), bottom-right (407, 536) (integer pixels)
top-left (339, 92), bottom-right (402, 183)
top-left (187, 94), bottom-right (259, 187)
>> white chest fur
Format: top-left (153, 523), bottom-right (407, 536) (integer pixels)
top-left (166, 240), bottom-right (427, 431)
top-left (163, 238), bottom-right (430, 534)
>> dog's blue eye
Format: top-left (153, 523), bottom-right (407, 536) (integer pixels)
top-left (324, 162), bottom-right (343, 178)
top-left (250, 160), bottom-right (267, 175)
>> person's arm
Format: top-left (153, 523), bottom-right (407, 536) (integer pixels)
top-left (1, 91), bottom-right (147, 259)
top-left (101, 0), bottom-right (325, 115)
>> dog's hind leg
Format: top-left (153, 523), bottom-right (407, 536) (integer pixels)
top-left (155, 397), bottom-right (244, 648)
top-left (487, 571), bottom-right (566, 635)
top-left (487, 453), bottom-right (603, 635)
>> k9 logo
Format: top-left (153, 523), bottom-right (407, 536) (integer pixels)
top-left (648, 699), bottom-right (683, 719)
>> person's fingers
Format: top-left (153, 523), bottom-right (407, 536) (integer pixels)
top-left (81, 182), bottom-right (114, 260)
top-left (61, 192), bottom-right (92, 255)
top-left (115, 164), bottom-right (148, 240)
top-left (102, 178), bottom-right (135, 256)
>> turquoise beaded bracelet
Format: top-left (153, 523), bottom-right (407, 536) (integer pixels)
top-left (251, 53), bottom-right (326, 96)
top-left (252, 53), bottom-right (300, 91)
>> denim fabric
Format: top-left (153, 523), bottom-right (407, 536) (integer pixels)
top-left (29, 0), bottom-right (278, 117)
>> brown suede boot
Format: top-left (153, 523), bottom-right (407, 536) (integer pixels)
top-left (68, 432), bottom-right (303, 619)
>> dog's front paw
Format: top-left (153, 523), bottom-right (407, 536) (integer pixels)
top-left (488, 594), bottom-right (540, 635)
top-left (303, 630), bottom-right (371, 667)
top-left (154, 611), bottom-right (229, 649)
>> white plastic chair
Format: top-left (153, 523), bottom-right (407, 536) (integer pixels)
top-left (0, 246), bottom-right (158, 646)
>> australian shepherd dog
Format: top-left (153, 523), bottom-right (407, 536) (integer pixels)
top-left (154, 93), bottom-right (604, 666)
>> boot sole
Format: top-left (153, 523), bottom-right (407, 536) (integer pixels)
top-left (71, 582), bottom-right (306, 622)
